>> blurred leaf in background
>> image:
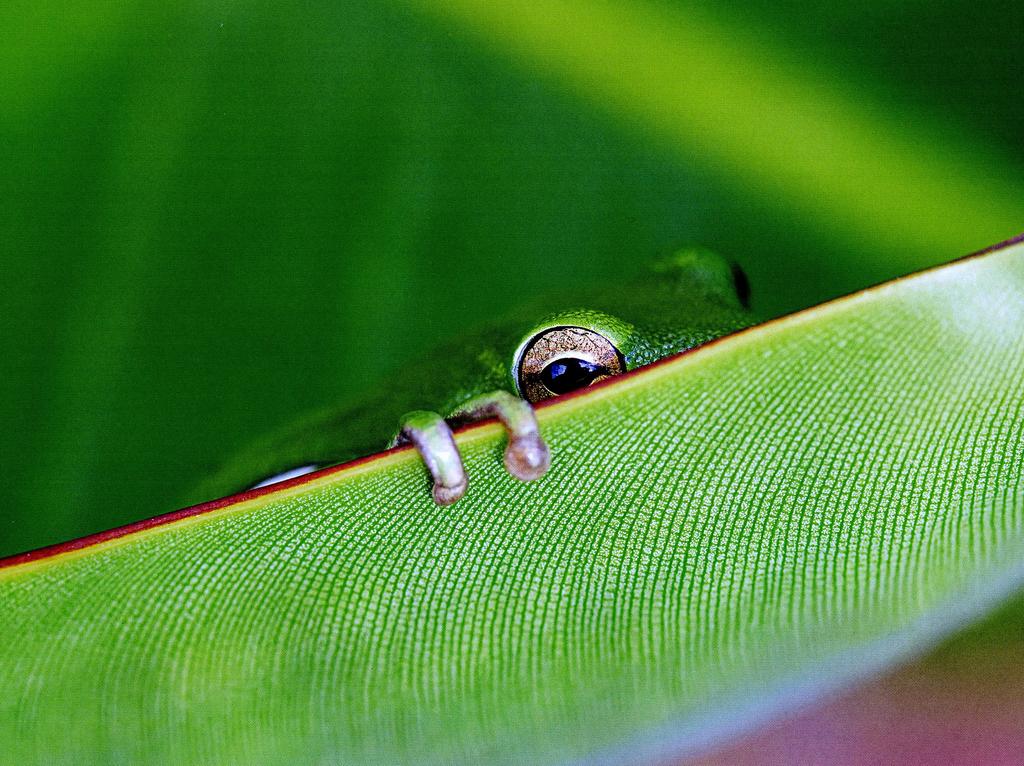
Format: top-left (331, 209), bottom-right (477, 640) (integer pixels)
top-left (1, 0), bottom-right (1022, 557)
top-left (698, 590), bottom-right (1024, 764)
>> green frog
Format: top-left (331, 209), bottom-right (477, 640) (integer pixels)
top-left (201, 248), bottom-right (755, 505)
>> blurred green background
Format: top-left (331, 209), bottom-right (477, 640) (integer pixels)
top-left (2, 0), bottom-right (1022, 557)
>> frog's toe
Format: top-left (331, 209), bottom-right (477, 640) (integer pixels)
top-left (453, 391), bottom-right (551, 483)
top-left (430, 477), bottom-right (467, 506)
top-left (503, 431), bottom-right (550, 481)
top-left (396, 410), bottom-right (468, 505)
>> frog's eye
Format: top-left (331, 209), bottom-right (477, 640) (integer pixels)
top-left (516, 326), bottom-right (625, 403)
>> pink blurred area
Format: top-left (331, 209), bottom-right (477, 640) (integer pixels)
top-left (687, 606), bottom-right (1024, 765)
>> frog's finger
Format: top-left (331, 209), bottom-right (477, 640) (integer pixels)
top-left (397, 411), bottom-right (468, 505)
top-left (453, 391), bottom-right (551, 482)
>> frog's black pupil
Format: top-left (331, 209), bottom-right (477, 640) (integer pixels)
top-left (540, 357), bottom-right (604, 395)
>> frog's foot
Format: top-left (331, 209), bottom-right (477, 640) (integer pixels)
top-left (451, 391), bottom-right (551, 482)
top-left (396, 392), bottom-right (550, 505)
top-left (396, 411), bottom-right (468, 506)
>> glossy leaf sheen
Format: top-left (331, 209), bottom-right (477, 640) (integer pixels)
top-left (2, 242), bottom-right (1023, 764)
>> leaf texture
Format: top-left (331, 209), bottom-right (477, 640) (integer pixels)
top-left (2, 239), bottom-right (1023, 764)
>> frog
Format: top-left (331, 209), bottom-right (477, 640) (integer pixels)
top-left (199, 247), bottom-right (755, 505)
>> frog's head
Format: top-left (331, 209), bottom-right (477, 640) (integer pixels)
top-left (508, 247), bottom-right (753, 404)
top-left (200, 246), bottom-right (756, 501)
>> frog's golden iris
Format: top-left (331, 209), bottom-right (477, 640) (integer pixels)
top-left (516, 326), bottom-right (625, 403)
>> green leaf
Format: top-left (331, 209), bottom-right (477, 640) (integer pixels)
top-left (402, 0), bottom-right (1024, 268)
top-left (3, 238), bottom-right (1023, 763)
top-left (4, 0), bottom-right (1023, 557)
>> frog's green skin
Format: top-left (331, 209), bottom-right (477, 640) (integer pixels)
top-left (197, 248), bottom-right (755, 501)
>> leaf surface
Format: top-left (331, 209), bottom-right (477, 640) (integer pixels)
top-left (2, 239), bottom-right (1023, 764)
